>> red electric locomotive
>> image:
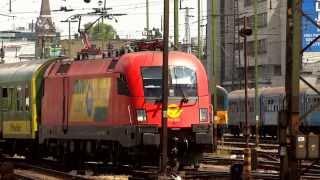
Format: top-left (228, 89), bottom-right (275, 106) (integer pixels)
top-left (0, 50), bottom-right (212, 169)
top-left (40, 51), bottom-right (213, 166)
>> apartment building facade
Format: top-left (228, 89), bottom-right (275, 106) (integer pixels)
top-left (218, 0), bottom-right (287, 91)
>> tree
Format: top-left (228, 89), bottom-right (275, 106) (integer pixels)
top-left (85, 22), bottom-right (117, 40)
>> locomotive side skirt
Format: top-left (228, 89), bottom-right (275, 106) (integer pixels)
top-left (39, 125), bottom-right (160, 147)
top-left (39, 124), bottom-right (213, 147)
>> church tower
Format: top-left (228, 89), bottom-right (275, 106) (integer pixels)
top-left (35, 0), bottom-right (56, 58)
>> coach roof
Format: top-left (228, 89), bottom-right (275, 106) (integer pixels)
top-left (0, 60), bottom-right (49, 85)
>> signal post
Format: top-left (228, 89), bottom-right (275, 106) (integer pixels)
top-left (239, 17), bottom-right (253, 180)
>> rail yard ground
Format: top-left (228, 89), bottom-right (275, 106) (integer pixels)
top-left (0, 135), bottom-right (284, 180)
top-left (3, 135), bottom-right (320, 180)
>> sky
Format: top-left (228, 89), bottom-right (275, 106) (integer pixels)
top-left (0, 0), bottom-right (207, 40)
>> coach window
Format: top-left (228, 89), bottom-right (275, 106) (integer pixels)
top-left (1, 87), bottom-right (8, 98)
top-left (6, 88), bottom-right (15, 111)
top-left (307, 97), bottom-right (311, 107)
top-left (266, 99), bottom-right (270, 111)
top-left (230, 103), bottom-right (234, 112)
top-left (117, 74), bottom-right (130, 96)
top-left (1, 87), bottom-right (8, 109)
top-left (25, 87), bottom-right (29, 111)
top-left (17, 87), bottom-right (23, 111)
top-left (1, 88), bottom-right (8, 98)
top-left (231, 102), bottom-right (237, 112)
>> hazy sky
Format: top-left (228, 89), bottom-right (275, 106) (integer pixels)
top-left (0, 0), bottom-right (207, 40)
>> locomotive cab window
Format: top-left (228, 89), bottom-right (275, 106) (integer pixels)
top-left (141, 66), bottom-right (197, 98)
top-left (169, 66), bottom-right (197, 97)
top-left (141, 67), bottom-right (162, 97)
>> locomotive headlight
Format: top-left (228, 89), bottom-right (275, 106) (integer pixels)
top-left (199, 108), bottom-right (209, 122)
top-left (136, 109), bottom-right (147, 122)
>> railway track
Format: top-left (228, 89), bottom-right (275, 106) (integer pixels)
top-left (201, 154), bottom-right (320, 179)
top-left (0, 155), bottom-right (132, 180)
top-left (1, 160), bottom-right (90, 179)
top-left (131, 167), bottom-right (280, 180)
top-left (0, 154), bottom-right (283, 180)
top-left (4, 156), bottom-right (320, 180)
top-left (3, 143), bottom-right (319, 180)
top-left (221, 134), bottom-right (278, 145)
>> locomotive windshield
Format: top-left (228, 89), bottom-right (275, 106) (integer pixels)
top-left (141, 66), bottom-right (197, 98)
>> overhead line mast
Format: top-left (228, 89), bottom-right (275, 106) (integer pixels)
top-left (160, 0), bottom-right (169, 174)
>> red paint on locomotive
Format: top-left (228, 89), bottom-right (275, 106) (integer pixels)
top-left (115, 51), bottom-right (211, 128)
top-left (42, 59), bottom-right (131, 128)
top-left (42, 51), bottom-right (211, 130)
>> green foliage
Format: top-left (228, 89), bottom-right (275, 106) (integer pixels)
top-left (85, 22), bottom-right (117, 40)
